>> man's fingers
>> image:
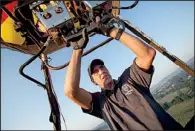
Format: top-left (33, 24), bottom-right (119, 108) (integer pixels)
top-left (82, 28), bottom-right (88, 38)
top-left (70, 28), bottom-right (89, 50)
top-left (82, 28), bottom-right (89, 42)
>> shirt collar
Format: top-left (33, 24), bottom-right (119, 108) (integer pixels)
top-left (101, 79), bottom-right (118, 96)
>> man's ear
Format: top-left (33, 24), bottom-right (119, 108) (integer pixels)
top-left (91, 76), bottom-right (98, 85)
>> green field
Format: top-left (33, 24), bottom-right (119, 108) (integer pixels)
top-left (167, 98), bottom-right (194, 127)
top-left (159, 91), bottom-right (178, 104)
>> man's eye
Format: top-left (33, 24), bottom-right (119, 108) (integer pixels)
top-left (99, 65), bottom-right (104, 69)
top-left (93, 69), bottom-right (99, 74)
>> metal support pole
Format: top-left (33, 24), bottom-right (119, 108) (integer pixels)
top-left (123, 20), bottom-right (194, 77)
top-left (44, 38), bottom-right (113, 70)
top-left (41, 54), bottom-right (61, 131)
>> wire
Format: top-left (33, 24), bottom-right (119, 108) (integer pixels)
top-left (45, 67), bottom-right (67, 130)
top-left (47, 67), bottom-right (67, 129)
top-left (19, 46), bottom-right (47, 89)
top-left (51, 82), bottom-right (68, 130)
top-left (112, 0), bottom-right (139, 10)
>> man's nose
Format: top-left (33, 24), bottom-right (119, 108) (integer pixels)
top-left (98, 68), bottom-right (105, 75)
top-left (96, 68), bottom-right (102, 73)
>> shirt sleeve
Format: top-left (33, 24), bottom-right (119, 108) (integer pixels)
top-left (129, 58), bottom-right (155, 88)
top-left (120, 58), bottom-right (155, 89)
top-left (81, 92), bottom-right (103, 119)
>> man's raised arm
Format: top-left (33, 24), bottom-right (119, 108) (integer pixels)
top-left (64, 29), bottom-right (92, 110)
top-left (110, 28), bottom-right (156, 71)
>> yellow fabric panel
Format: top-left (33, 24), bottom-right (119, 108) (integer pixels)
top-left (1, 17), bottom-right (25, 45)
top-left (32, 13), bottom-right (38, 24)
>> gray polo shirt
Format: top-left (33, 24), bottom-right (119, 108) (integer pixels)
top-left (82, 60), bottom-right (183, 130)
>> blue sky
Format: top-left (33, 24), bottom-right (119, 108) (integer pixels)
top-left (1, 1), bottom-right (194, 130)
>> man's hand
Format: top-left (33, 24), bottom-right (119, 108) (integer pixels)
top-left (96, 15), bottom-right (125, 41)
top-left (70, 28), bottom-right (89, 50)
top-left (96, 15), bottom-right (115, 36)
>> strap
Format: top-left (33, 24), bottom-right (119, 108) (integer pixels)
top-left (115, 28), bottom-right (124, 40)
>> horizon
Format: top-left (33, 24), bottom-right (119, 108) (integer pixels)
top-left (151, 55), bottom-right (194, 90)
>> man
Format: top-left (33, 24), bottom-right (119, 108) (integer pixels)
top-left (64, 17), bottom-right (184, 130)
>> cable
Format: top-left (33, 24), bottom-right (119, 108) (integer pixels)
top-left (112, 0), bottom-right (139, 10)
top-left (43, 38), bottom-right (113, 70)
top-left (19, 37), bottom-right (52, 89)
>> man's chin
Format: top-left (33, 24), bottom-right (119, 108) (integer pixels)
top-left (103, 78), bottom-right (113, 90)
top-left (104, 78), bottom-right (111, 84)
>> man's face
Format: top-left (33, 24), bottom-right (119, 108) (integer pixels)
top-left (91, 65), bottom-right (113, 89)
